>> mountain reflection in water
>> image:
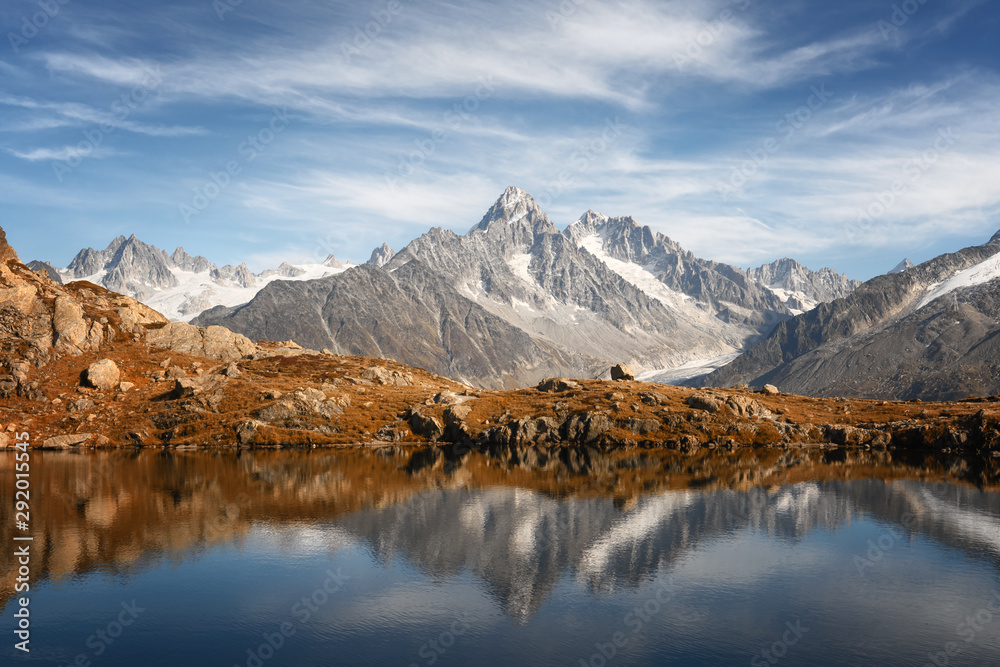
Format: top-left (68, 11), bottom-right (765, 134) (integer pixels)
top-left (2, 446), bottom-right (1000, 666)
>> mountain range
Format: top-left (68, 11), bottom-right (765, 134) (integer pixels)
top-left (40, 235), bottom-right (354, 322)
top-left (52, 186), bottom-right (1000, 398)
top-left (188, 187), bottom-right (857, 388)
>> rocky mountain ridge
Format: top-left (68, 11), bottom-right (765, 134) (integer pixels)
top-left (706, 232), bottom-right (1000, 400)
top-left (747, 257), bottom-right (860, 314)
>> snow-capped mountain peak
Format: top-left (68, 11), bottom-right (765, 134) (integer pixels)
top-left (467, 186), bottom-right (556, 240)
top-left (55, 236), bottom-right (359, 322)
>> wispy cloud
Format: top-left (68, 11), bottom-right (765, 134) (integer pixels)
top-left (5, 146), bottom-right (125, 161)
top-left (1, 0), bottom-right (997, 280)
top-left (0, 94), bottom-right (206, 137)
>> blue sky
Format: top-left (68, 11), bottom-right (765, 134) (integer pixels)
top-left (2, 0), bottom-right (999, 280)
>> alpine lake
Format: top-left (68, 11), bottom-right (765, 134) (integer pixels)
top-left (3, 445), bottom-right (1000, 666)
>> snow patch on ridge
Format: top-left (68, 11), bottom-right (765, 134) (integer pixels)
top-left (578, 233), bottom-right (691, 309)
top-left (507, 253), bottom-right (534, 285)
top-left (145, 262), bottom-right (350, 321)
top-left (918, 251), bottom-right (1000, 310)
top-left (766, 287), bottom-right (816, 316)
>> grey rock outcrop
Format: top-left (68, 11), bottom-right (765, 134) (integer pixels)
top-left (367, 243), bottom-right (395, 268)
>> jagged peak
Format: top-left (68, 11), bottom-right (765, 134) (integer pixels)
top-left (889, 258), bottom-right (915, 274)
top-left (468, 187), bottom-right (555, 236)
top-left (991, 229), bottom-right (1000, 243)
top-left (0, 225), bottom-right (19, 263)
top-left (753, 257), bottom-right (806, 273)
top-left (323, 254), bottom-right (345, 268)
top-left (367, 242), bottom-right (395, 268)
top-left (96, 235), bottom-right (128, 256)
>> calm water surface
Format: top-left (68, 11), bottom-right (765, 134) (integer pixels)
top-left (2, 447), bottom-right (1000, 666)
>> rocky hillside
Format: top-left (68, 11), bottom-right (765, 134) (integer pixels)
top-left (706, 231), bottom-right (1000, 400)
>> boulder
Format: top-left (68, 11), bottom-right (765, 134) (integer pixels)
top-left (43, 433), bottom-right (93, 448)
top-left (67, 398), bottom-right (96, 412)
top-left (444, 405), bottom-right (473, 441)
top-left (235, 420), bottom-right (263, 445)
top-left (610, 364), bottom-right (635, 382)
top-left (725, 395), bottom-right (773, 419)
top-left (255, 388), bottom-right (344, 424)
top-left (561, 412), bottom-right (613, 443)
top-left (409, 410), bottom-right (444, 441)
top-left (145, 322), bottom-right (258, 362)
top-left (687, 394), bottom-right (722, 413)
top-left (537, 378), bottom-right (580, 392)
top-left (483, 416), bottom-right (561, 446)
top-left (361, 366), bottom-right (413, 386)
top-left (170, 374), bottom-right (227, 399)
top-left (84, 359), bottom-right (120, 390)
top-left (762, 384), bottom-right (780, 396)
top-left (53, 296), bottom-right (88, 353)
top-left (640, 391), bottom-right (668, 406)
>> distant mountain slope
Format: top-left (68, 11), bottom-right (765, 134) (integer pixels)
top-left (705, 231), bottom-right (1000, 400)
top-left (194, 260), bottom-right (585, 388)
top-left (194, 187), bottom-right (853, 388)
top-left (54, 235), bottom-right (353, 321)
